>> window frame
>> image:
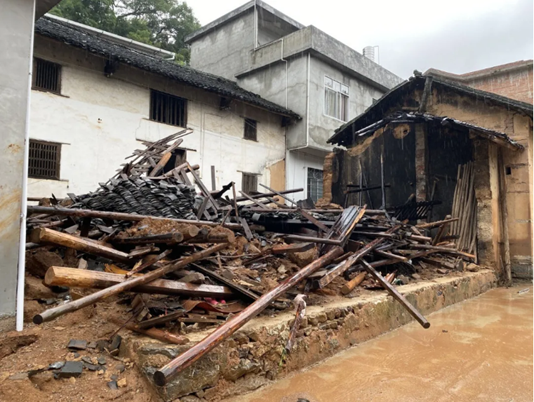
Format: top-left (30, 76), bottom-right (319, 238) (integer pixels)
top-left (307, 167), bottom-right (323, 203)
top-left (241, 172), bottom-right (259, 194)
top-left (28, 139), bottom-right (62, 180)
top-left (323, 76), bottom-right (349, 122)
top-left (149, 89), bottom-right (188, 127)
top-left (243, 118), bottom-right (258, 141)
top-left (32, 58), bottom-right (62, 95)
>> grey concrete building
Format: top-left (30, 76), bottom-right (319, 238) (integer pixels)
top-left (1, 0), bottom-right (62, 331)
top-left (185, 0), bottom-right (403, 202)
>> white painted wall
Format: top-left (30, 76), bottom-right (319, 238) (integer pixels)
top-left (286, 149), bottom-right (325, 202)
top-left (29, 37), bottom-right (286, 199)
top-left (0, 0), bottom-right (35, 329)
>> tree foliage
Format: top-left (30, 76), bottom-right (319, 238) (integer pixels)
top-left (50, 0), bottom-right (201, 64)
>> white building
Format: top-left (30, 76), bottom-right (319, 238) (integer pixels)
top-left (28, 15), bottom-right (300, 200)
top-left (185, 0), bottom-right (403, 202)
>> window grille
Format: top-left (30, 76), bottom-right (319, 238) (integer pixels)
top-left (242, 173), bottom-right (258, 194)
top-left (244, 118), bottom-right (257, 141)
top-left (307, 168), bottom-right (323, 203)
top-left (150, 89), bottom-right (187, 127)
top-left (28, 140), bottom-right (61, 180)
top-left (324, 76), bottom-right (349, 121)
top-left (33, 58), bottom-right (61, 94)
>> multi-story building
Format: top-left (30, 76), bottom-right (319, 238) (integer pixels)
top-left (185, 0), bottom-right (403, 202)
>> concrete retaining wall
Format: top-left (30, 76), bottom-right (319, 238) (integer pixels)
top-left (122, 270), bottom-right (497, 401)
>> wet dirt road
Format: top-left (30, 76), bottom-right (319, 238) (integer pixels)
top-left (234, 285), bottom-right (533, 402)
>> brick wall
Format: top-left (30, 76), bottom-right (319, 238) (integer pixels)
top-left (465, 68), bottom-right (533, 104)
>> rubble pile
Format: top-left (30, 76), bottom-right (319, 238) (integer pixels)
top-left (24, 131), bottom-right (479, 389)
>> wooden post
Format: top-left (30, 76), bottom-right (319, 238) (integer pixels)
top-left (30, 228), bottom-right (131, 263)
top-left (34, 244), bottom-right (228, 324)
top-left (341, 271), bottom-right (366, 295)
top-left (362, 260), bottom-right (430, 329)
top-left (498, 150), bottom-right (512, 285)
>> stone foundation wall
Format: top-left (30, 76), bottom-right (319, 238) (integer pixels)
top-left (122, 270), bottom-right (497, 401)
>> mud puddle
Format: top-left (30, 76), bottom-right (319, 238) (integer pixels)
top-left (232, 284), bottom-right (533, 402)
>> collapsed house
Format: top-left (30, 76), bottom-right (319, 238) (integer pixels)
top-left (324, 73), bottom-right (533, 280)
top-left (17, 128), bottom-right (495, 400)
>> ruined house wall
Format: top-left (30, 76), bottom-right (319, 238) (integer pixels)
top-left (427, 88), bottom-right (532, 275)
top-left (328, 127), bottom-right (416, 209)
top-left (29, 36), bottom-right (287, 198)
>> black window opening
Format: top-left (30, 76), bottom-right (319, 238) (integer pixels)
top-left (244, 118), bottom-right (257, 141)
top-left (150, 89), bottom-right (187, 127)
top-left (242, 173), bottom-right (258, 194)
top-left (307, 168), bottom-right (323, 203)
top-left (28, 140), bottom-right (61, 180)
top-left (33, 58), bottom-right (61, 94)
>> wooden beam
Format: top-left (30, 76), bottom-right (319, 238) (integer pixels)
top-left (30, 228), bottom-right (131, 263)
top-left (34, 243), bottom-right (228, 324)
top-left (153, 246), bottom-right (344, 386)
top-left (44, 266), bottom-right (234, 298)
top-left (27, 206), bottom-right (244, 231)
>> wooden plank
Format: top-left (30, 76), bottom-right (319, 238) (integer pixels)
top-left (239, 217), bottom-right (254, 241)
top-left (259, 183), bottom-right (297, 206)
top-left (239, 191), bottom-right (270, 210)
top-left (272, 243), bottom-right (314, 254)
top-left (317, 225), bottom-right (401, 289)
top-left (112, 233), bottom-right (184, 245)
top-left (44, 266), bottom-right (234, 298)
top-left (190, 263), bottom-right (259, 302)
top-left (111, 318), bottom-right (189, 345)
top-left (298, 208), bottom-right (329, 233)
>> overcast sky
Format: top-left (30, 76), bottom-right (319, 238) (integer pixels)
top-left (185, 0), bottom-right (533, 79)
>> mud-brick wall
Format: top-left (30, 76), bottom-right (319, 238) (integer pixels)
top-left (428, 88), bottom-right (533, 278)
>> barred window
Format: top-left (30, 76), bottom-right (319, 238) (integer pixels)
top-left (244, 118), bottom-right (257, 141)
top-left (242, 173), bottom-right (258, 194)
top-left (307, 168), bottom-right (323, 203)
top-left (33, 58), bottom-right (61, 94)
top-left (150, 89), bottom-right (187, 127)
top-left (324, 76), bottom-right (349, 121)
top-left (28, 140), bottom-right (61, 180)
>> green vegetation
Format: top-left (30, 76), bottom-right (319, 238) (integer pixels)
top-left (50, 0), bottom-right (200, 64)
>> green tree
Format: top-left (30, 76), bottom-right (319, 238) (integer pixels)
top-left (50, 0), bottom-right (200, 64)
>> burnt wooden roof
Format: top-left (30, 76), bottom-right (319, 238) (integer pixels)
top-left (329, 75), bottom-right (533, 146)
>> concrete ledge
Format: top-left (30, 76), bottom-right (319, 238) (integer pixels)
top-left (122, 270), bottom-right (497, 401)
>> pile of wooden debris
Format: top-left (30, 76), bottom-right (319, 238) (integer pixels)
top-left (25, 131), bottom-right (477, 386)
